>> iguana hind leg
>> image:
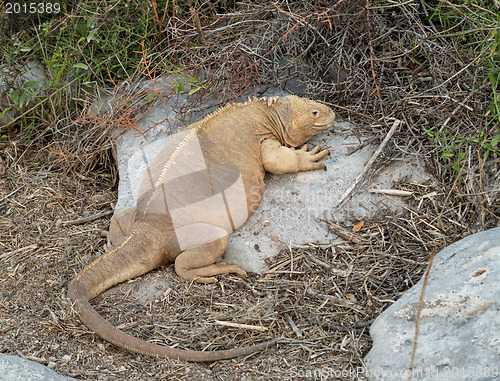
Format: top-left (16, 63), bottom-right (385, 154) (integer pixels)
top-left (174, 231), bottom-right (247, 284)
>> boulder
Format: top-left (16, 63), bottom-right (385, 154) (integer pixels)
top-left (105, 76), bottom-right (432, 272)
top-left (0, 353), bottom-right (76, 381)
top-left (364, 227), bottom-right (500, 381)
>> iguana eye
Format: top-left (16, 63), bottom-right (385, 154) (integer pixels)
top-left (312, 110), bottom-right (320, 118)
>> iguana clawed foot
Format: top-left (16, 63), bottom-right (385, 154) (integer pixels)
top-left (194, 264), bottom-right (248, 284)
top-left (174, 234), bottom-right (248, 284)
top-left (261, 139), bottom-right (330, 174)
top-left (182, 263), bottom-right (247, 284)
top-left (296, 144), bottom-right (329, 171)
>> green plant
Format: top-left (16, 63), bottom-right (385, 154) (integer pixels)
top-left (424, 0), bottom-right (500, 177)
top-left (427, 0), bottom-right (500, 113)
top-left (0, 0), bottom-right (181, 137)
top-left (173, 75), bottom-right (210, 95)
top-left (425, 126), bottom-right (500, 177)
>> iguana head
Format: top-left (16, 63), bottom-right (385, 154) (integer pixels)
top-left (282, 95), bottom-right (336, 147)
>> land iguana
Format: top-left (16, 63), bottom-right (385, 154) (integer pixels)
top-left (68, 95), bottom-right (336, 362)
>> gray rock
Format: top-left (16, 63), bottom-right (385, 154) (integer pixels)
top-left (0, 61), bottom-right (47, 91)
top-left (107, 75), bottom-right (432, 273)
top-left (223, 123), bottom-right (431, 272)
top-left (0, 354), bottom-right (76, 381)
top-left (364, 227), bottom-right (500, 381)
top-left (1, 61), bottom-right (48, 127)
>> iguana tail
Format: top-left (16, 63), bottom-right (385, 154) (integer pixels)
top-left (67, 222), bottom-right (276, 362)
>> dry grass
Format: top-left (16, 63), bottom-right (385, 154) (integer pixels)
top-left (0, 142), bottom-right (467, 380)
top-left (1, 0), bottom-right (499, 379)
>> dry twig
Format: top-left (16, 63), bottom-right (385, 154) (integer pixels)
top-left (408, 248), bottom-right (436, 380)
top-left (332, 119), bottom-right (401, 212)
top-left (56, 210), bottom-right (114, 227)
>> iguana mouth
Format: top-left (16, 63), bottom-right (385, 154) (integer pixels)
top-left (312, 121), bottom-right (335, 129)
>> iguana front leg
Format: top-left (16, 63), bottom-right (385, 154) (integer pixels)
top-left (261, 138), bottom-right (329, 174)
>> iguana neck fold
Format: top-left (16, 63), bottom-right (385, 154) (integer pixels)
top-left (258, 98), bottom-right (290, 146)
top-left (197, 96), bottom-right (291, 147)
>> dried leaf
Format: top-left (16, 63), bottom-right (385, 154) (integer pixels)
top-left (352, 220), bottom-right (364, 232)
top-left (329, 222), bottom-right (365, 244)
top-left (345, 293), bottom-right (357, 302)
